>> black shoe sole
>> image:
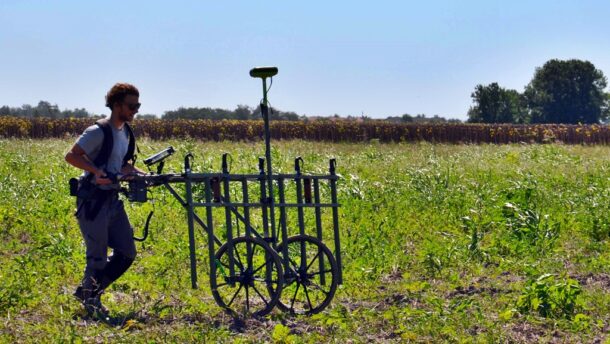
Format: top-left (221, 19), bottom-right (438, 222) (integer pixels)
top-left (73, 286), bottom-right (85, 303)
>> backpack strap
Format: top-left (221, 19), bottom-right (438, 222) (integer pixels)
top-left (123, 122), bottom-right (137, 167)
top-left (93, 119), bottom-right (138, 168)
top-left (93, 119), bottom-right (113, 168)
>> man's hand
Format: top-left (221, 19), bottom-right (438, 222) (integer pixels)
top-left (65, 144), bottom-right (113, 184)
top-left (94, 169), bottom-right (112, 185)
top-left (121, 164), bottom-right (147, 179)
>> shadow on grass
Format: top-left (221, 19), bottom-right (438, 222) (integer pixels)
top-left (76, 308), bottom-right (271, 333)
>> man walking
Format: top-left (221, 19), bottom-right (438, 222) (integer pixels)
top-left (65, 83), bottom-right (144, 320)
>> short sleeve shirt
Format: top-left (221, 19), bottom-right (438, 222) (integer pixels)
top-left (75, 123), bottom-right (130, 186)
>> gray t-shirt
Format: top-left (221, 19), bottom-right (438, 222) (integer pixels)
top-left (75, 123), bottom-right (130, 187)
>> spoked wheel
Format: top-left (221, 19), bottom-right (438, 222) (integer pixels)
top-left (211, 236), bottom-right (284, 317)
top-left (275, 235), bottom-right (338, 315)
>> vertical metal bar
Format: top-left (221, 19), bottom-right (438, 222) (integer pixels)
top-left (294, 158), bottom-right (306, 237)
top-left (304, 178), bottom-right (312, 204)
top-left (258, 158), bottom-right (270, 240)
top-left (184, 155), bottom-right (198, 289)
top-left (294, 158), bottom-right (307, 272)
top-left (258, 158), bottom-right (272, 286)
top-left (222, 155), bottom-right (235, 278)
top-left (329, 159), bottom-right (343, 285)
top-left (203, 176), bottom-right (218, 290)
top-left (277, 178), bottom-right (290, 273)
top-left (260, 83), bottom-right (277, 251)
top-left (313, 179), bottom-right (326, 286)
top-left (241, 179), bottom-right (251, 237)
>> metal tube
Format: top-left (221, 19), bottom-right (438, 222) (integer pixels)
top-left (203, 177), bottom-right (218, 290)
top-left (152, 172), bottom-right (337, 183)
top-left (222, 156), bottom-right (235, 278)
top-left (294, 159), bottom-right (307, 271)
top-left (313, 179), bottom-right (326, 285)
top-left (261, 101), bottom-right (277, 250)
top-left (295, 159), bottom-right (306, 237)
top-left (277, 178), bottom-right (289, 273)
top-left (258, 158), bottom-right (270, 239)
top-left (184, 161), bottom-right (198, 289)
top-left (241, 179), bottom-right (251, 238)
top-left (329, 159), bottom-right (343, 285)
top-left (260, 77), bottom-right (278, 248)
top-left (304, 178), bottom-right (312, 204)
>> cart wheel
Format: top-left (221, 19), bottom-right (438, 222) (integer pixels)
top-left (275, 235), bottom-right (338, 315)
top-left (211, 236), bottom-right (283, 317)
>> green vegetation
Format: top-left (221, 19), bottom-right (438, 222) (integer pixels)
top-left (6, 117), bottom-right (610, 144)
top-left (162, 104), bottom-right (301, 121)
top-left (468, 59), bottom-right (610, 124)
top-left (0, 101), bottom-right (94, 119)
top-left (1, 139), bottom-right (610, 342)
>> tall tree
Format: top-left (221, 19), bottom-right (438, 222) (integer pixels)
top-left (467, 83), bottom-right (524, 123)
top-left (234, 104), bottom-right (253, 120)
top-left (524, 59), bottom-right (609, 124)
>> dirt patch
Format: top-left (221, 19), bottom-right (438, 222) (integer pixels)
top-left (19, 232), bottom-right (32, 245)
top-left (447, 285), bottom-right (504, 298)
top-left (341, 293), bottom-right (426, 314)
top-left (503, 321), bottom-right (580, 344)
top-left (504, 321), bottom-right (551, 343)
top-left (499, 270), bottom-right (525, 284)
top-left (573, 272), bottom-right (610, 289)
top-left (380, 269), bottom-right (404, 284)
top-left (343, 299), bottom-right (382, 312)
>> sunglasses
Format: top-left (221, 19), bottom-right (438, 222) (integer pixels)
top-left (124, 102), bottom-right (141, 111)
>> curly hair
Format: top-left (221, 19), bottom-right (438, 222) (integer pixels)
top-left (105, 83), bottom-right (140, 109)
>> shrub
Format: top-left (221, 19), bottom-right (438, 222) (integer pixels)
top-left (516, 274), bottom-right (584, 319)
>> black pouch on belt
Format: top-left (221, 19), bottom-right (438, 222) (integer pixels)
top-left (76, 180), bottom-right (95, 200)
top-left (69, 178), bottom-right (79, 196)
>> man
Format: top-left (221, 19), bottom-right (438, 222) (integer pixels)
top-left (65, 83), bottom-right (145, 320)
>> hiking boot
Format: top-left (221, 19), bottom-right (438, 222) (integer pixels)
top-left (73, 286), bottom-right (85, 303)
top-left (74, 286), bottom-right (110, 320)
top-left (84, 296), bottom-right (111, 322)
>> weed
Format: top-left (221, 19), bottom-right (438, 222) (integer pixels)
top-left (501, 202), bottom-right (560, 253)
top-left (516, 273), bottom-right (584, 319)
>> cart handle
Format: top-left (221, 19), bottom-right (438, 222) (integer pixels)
top-left (294, 156), bottom-right (304, 174)
top-left (185, 153), bottom-right (194, 173)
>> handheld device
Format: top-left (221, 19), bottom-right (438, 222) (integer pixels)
top-left (144, 146), bottom-right (175, 166)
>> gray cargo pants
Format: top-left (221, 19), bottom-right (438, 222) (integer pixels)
top-left (76, 194), bottom-right (137, 283)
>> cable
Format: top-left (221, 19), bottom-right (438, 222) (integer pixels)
top-left (258, 77), bottom-right (274, 115)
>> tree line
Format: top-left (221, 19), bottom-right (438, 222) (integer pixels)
top-left (468, 59), bottom-right (610, 124)
top-left (0, 102), bottom-right (456, 123)
top-left (160, 105), bottom-right (456, 122)
top-left (0, 101), bottom-right (93, 118)
top-left (162, 104), bottom-right (301, 121)
top-left (3, 59), bottom-right (607, 124)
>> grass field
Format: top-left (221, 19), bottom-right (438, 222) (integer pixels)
top-left (1, 139), bottom-right (610, 343)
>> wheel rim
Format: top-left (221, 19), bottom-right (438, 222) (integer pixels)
top-left (211, 236), bottom-right (283, 317)
top-left (276, 235), bottom-right (338, 315)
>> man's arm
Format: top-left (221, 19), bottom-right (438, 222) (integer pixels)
top-left (121, 163), bottom-right (146, 176)
top-left (65, 144), bottom-right (112, 185)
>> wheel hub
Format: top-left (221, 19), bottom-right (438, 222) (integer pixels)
top-left (296, 269), bottom-right (311, 286)
top-left (239, 269), bottom-right (255, 286)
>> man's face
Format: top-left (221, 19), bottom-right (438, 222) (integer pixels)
top-left (117, 94), bottom-right (140, 122)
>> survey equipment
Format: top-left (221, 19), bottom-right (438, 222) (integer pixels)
top-left (128, 67), bottom-right (342, 316)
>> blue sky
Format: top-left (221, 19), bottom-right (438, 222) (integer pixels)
top-left (1, 1), bottom-right (609, 120)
